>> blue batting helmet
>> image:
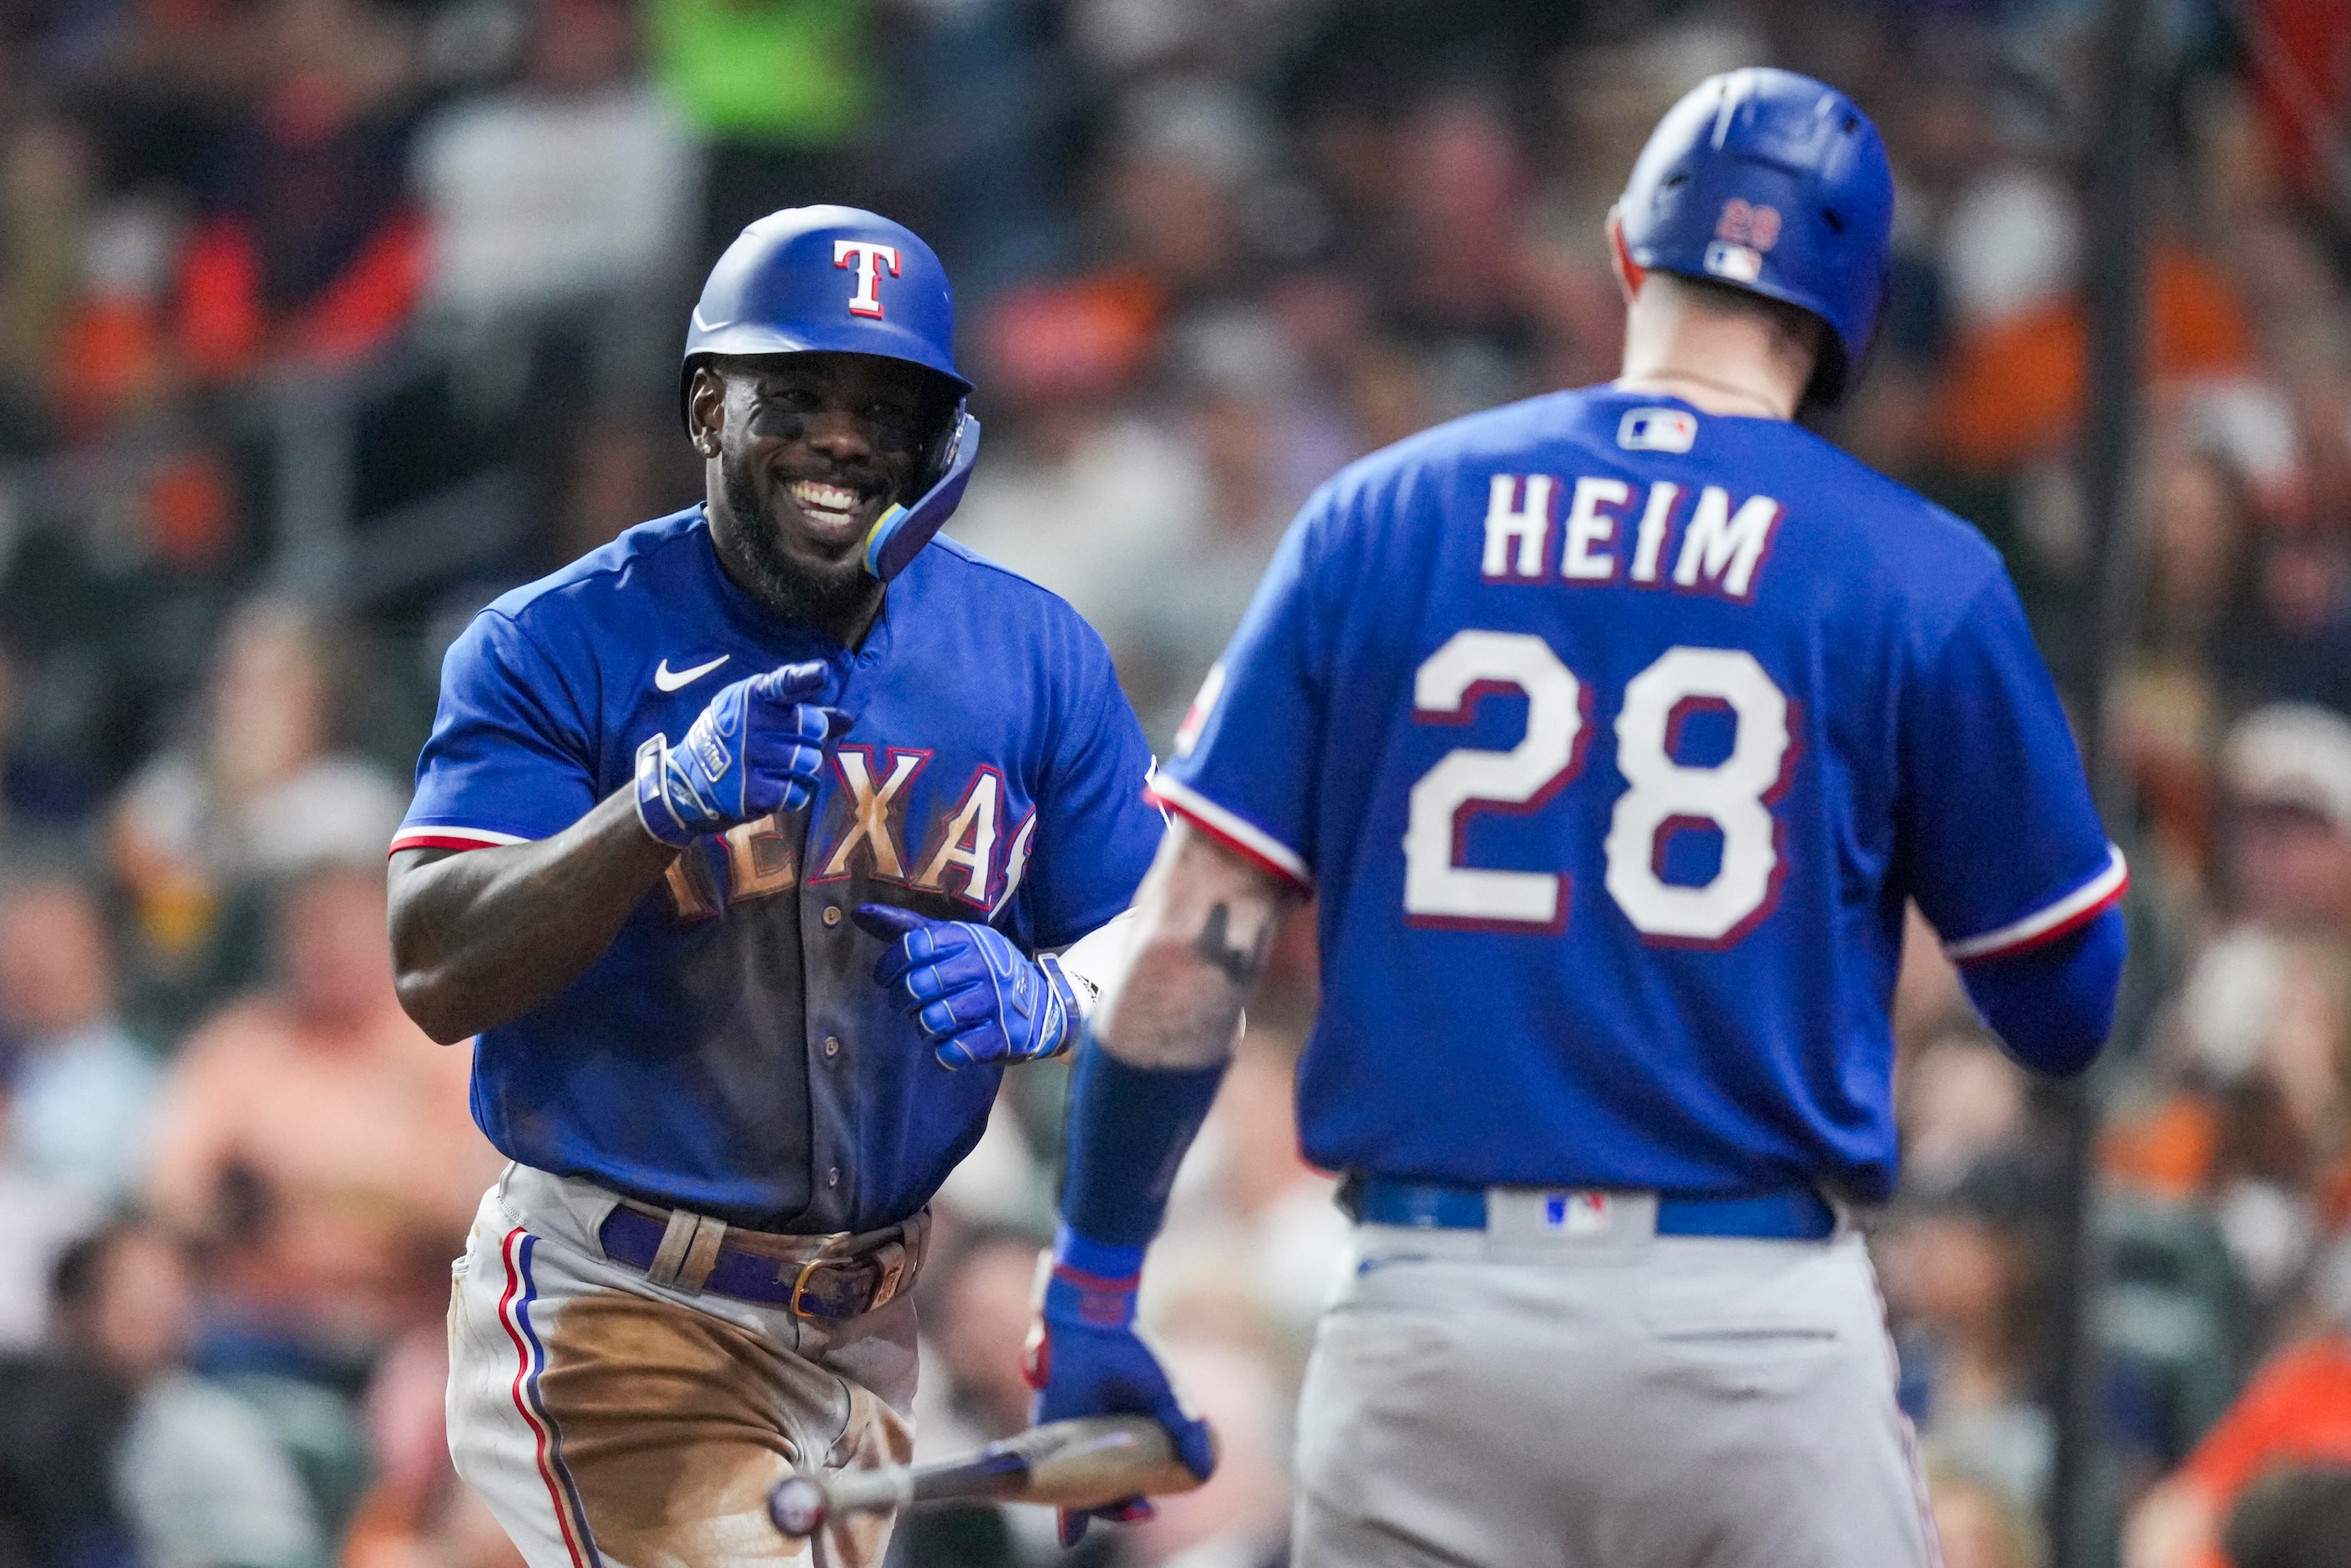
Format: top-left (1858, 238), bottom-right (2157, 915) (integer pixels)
top-left (1615, 68), bottom-right (1894, 404)
top-left (684, 205), bottom-right (980, 582)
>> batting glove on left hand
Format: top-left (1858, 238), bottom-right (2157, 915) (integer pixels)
top-left (849, 904), bottom-right (1082, 1070)
top-left (1023, 1228), bottom-right (1217, 1546)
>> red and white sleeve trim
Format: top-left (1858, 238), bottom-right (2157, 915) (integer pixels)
top-left (1943, 846), bottom-right (2128, 963)
top-left (388, 825), bottom-right (532, 857)
top-left (1144, 776), bottom-right (1314, 891)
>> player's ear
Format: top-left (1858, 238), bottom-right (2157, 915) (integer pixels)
top-left (687, 362), bottom-right (728, 458)
top-left (1606, 208), bottom-right (1644, 304)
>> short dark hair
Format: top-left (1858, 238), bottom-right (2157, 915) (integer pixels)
top-left (2222, 1464), bottom-right (2351, 1568)
top-left (50, 1216), bottom-right (180, 1315)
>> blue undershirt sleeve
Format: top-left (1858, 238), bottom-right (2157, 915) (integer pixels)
top-left (1957, 903), bottom-right (2126, 1077)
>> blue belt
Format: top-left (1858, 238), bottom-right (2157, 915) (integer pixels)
top-left (1353, 1176), bottom-right (1836, 1241)
top-left (596, 1205), bottom-right (926, 1318)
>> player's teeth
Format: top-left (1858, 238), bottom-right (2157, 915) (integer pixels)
top-left (790, 482), bottom-right (859, 513)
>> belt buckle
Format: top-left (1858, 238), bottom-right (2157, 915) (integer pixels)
top-left (788, 1257), bottom-right (832, 1318)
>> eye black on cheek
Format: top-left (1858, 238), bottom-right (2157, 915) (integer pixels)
top-left (745, 406), bottom-right (810, 442)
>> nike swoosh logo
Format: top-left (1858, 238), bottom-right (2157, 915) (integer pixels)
top-left (654, 655), bottom-right (730, 691)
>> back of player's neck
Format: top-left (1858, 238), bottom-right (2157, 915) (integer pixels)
top-left (1616, 307), bottom-right (1804, 421)
top-left (1614, 363), bottom-right (1794, 422)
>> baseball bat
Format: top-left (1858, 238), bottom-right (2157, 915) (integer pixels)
top-left (766, 1414), bottom-right (1211, 1539)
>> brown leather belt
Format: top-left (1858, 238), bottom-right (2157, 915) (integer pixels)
top-left (598, 1200), bottom-right (930, 1319)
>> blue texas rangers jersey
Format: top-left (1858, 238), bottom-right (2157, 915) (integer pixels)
top-left (394, 506), bottom-right (1161, 1232)
top-left (1154, 387), bottom-right (2124, 1203)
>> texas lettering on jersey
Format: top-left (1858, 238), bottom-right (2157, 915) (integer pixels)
top-left (393, 507), bottom-right (1162, 1231)
top-left (663, 753), bottom-right (1036, 920)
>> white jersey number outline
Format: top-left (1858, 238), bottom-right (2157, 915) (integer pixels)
top-left (1405, 636), bottom-right (1793, 944)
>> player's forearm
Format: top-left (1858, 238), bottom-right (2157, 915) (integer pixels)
top-left (1958, 904), bottom-right (2126, 1077)
top-left (1092, 822), bottom-right (1296, 1071)
top-left (388, 787), bottom-right (676, 1043)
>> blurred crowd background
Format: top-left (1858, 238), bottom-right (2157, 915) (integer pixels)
top-left (0, 1), bottom-right (2348, 1566)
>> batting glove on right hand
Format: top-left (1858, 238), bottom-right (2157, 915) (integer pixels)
top-left (635, 661), bottom-right (844, 848)
top-left (849, 904), bottom-right (1082, 1070)
top-left (1022, 1229), bottom-right (1216, 1547)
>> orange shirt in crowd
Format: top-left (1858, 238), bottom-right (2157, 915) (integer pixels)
top-left (2173, 1334), bottom-right (2351, 1568)
top-left (144, 991), bottom-right (500, 1339)
top-left (1937, 245), bottom-right (2257, 475)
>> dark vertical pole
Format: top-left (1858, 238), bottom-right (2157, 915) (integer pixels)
top-left (2049, 0), bottom-right (2153, 1560)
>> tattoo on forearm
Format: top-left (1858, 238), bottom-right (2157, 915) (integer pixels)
top-left (1194, 902), bottom-right (1271, 987)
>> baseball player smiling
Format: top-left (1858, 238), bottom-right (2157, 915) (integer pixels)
top-left (387, 207), bottom-right (1160, 1568)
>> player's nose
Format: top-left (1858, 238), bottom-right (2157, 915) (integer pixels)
top-left (799, 407), bottom-right (877, 462)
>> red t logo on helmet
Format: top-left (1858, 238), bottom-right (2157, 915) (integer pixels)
top-left (833, 240), bottom-right (902, 319)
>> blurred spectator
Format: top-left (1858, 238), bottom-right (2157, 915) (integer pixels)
top-left (2220, 1464), bottom-right (2351, 1568)
top-left (2115, 447), bottom-right (2262, 908)
top-left (647, 0), bottom-right (875, 260)
top-left (415, 0), bottom-right (693, 327)
top-left (899, 1227), bottom-right (1057, 1568)
top-left (0, 114), bottom-right (93, 449)
top-left (2100, 924), bottom-right (2351, 1351)
top-left (1097, 83), bottom-right (1273, 319)
top-left (0, 5), bottom-right (2343, 1565)
top-left (1929, 1463), bottom-right (2047, 1568)
top-left (920, 1227), bottom-right (1048, 1449)
top-left (2219, 706), bottom-right (2351, 941)
top-left (175, 0), bottom-right (428, 378)
top-left (109, 595), bottom-right (405, 994)
top-left (142, 861), bottom-right (499, 1362)
top-left (1898, 1029), bottom-right (2033, 1198)
top-left (0, 1103), bottom-right (101, 1352)
top-left (1112, 310), bottom-right (1355, 736)
top-left (0, 1219), bottom-right (323, 1568)
top-left (946, 278), bottom-right (1213, 697)
top-left (1878, 1163), bottom-right (2058, 1513)
top-left (1159, 1032), bottom-right (1345, 1346)
top-left (341, 1324), bottom-right (524, 1568)
top-left (2124, 1242), bottom-right (2351, 1568)
top-left (0, 875), bottom-right (158, 1199)
top-left (1111, 1333), bottom-right (1291, 1568)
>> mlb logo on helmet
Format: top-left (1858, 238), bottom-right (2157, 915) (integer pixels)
top-left (1703, 240), bottom-right (1764, 282)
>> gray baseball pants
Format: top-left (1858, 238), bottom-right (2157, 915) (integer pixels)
top-left (1291, 1193), bottom-right (1942, 1568)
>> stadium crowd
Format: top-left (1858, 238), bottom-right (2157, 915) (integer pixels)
top-left (0, 1), bottom-right (2348, 1565)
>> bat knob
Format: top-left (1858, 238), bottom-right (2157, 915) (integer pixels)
top-left (768, 1475), bottom-right (828, 1539)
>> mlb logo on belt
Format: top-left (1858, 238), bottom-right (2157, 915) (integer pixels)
top-left (1543, 1191), bottom-right (1613, 1236)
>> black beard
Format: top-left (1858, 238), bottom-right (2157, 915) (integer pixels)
top-left (721, 452), bottom-right (884, 640)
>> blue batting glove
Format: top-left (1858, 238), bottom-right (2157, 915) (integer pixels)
top-left (635, 661), bottom-right (844, 848)
top-left (849, 904), bottom-right (1082, 1070)
top-left (1021, 1227), bottom-right (1216, 1547)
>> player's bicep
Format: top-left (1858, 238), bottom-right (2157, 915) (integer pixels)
top-left (1150, 508), bottom-right (1335, 886)
top-left (396, 611), bottom-right (598, 851)
top-left (1898, 572), bottom-right (2124, 962)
